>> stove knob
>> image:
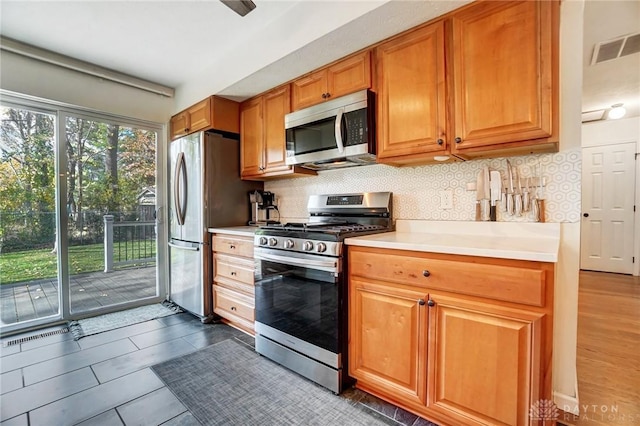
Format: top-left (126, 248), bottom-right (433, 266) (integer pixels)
top-left (259, 237), bottom-right (268, 246)
top-left (303, 241), bottom-right (314, 251)
top-left (316, 242), bottom-right (327, 253)
top-left (285, 239), bottom-right (294, 249)
top-left (268, 238), bottom-right (278, 247)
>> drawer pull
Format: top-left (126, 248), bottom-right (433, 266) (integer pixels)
top-left (427, 299), bottom-right (435, 307)
top-left (230, 271), bottom-right (237, 276)
top-left (422, 270), bottom-right (431, 277)
top-left (229, 245), bottom-right (236, 249)
top-left (418, 299), bottom-right (426, 306)
top-left (230, 306), bottom-right (236, 311)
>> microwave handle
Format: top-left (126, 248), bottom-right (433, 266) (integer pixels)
top-left (335, 108), bottom-right (344, 153)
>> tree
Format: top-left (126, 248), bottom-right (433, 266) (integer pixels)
top-left (105, 124), bottom-right (119, 213)
top-left (0, 107), bottom-right (56, 251)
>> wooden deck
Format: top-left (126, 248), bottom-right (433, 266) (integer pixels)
top-left (1, 267), bottom-right (157, 326)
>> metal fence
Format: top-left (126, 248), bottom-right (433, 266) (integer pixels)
top-left (103, 215), bottom-right (156, 272)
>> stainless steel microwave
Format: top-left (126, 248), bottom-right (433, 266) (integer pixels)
top-left (285, 89), bottom-right (376, 170)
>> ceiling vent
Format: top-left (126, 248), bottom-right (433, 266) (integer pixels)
top-left (591, 32), bottom-right (640, 65)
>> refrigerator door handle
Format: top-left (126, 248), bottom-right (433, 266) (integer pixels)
top-left (169, 241), bottom-right (200, 251)
top-left (174, 152), bottom-right (187, 225)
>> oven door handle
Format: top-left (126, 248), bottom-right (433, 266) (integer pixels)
top-left (255, 250), bottom-right (339, 274)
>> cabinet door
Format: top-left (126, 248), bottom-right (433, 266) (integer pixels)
top-left (376, 22), bottom-right (447, 162)
top-left (427, 293), bottom-right (543, 426)
top-left (187, 98), bottom-right (212, 133)
top-left (349, 278), bottom-right (427, 406)
top-left (451, 1), bottom-right (555, 151)
top-left (291, 69), bottom-right (327, 111)
top-left (327, 51), bottom-right (371, 100)
top-left (170, 111), bottom-right (189, 140)
top-left (263, 86), bottom-right (292, 174)
top-left (240, 97), bottom-right (264, 178)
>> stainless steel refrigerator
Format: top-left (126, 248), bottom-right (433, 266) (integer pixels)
top-left (169, 131), bottom-right (262, 320)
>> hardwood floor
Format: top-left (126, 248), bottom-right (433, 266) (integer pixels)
top-left (560, 271), bottom-right (640, 426)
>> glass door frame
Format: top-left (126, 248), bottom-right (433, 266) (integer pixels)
top-left (0, 92), bottom-right (168, 335)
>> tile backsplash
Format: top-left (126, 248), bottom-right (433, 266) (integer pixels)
top-left (265, 149), bottom-right (581, 224)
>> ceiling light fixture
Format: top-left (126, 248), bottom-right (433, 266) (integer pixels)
top-left (220, 0), bottom-right (256, 17)
top-left (608, 103), bottom-right (626, 120)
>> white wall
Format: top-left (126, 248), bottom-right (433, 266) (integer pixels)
top-left (0, 50), bottom-right (174, 124)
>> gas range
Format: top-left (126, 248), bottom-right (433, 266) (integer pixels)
top-left (252, 191), bottom-right (392, 394)
top-left (254, 192), bottom-right (393, 257)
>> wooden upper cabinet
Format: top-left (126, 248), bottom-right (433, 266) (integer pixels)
top-left (187, 98), bottom-right (212, 133)
top-left (262, 86), bottom-right (292, 173)
top-left (170, 96), bottom-right (240, 141)
top-left (240, 86), bottom-right (316, 180)
top-left (450, 0), bottom-right (558, 157)
top-left (292, 70), bottom-right (328, 111)
top-left (170, 111), bottom-right (189, 140)
top-left (239, 97), bottom-right (263, 178)
top-left (426, 293), bottom-right (543, 426)
top-left (327, 51), bottom-right (372, 101)
top-left (375, 21), bottom-right (447, 165)
top-left (292, 51), bottom-right (372, 111)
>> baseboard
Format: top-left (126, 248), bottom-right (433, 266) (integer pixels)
top-left (553, 391), bottom-right (579, 415)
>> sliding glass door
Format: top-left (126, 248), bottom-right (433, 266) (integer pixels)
top-left (0, 99), bottom-right (166, 333)
top-left (0, 106), bottom-right (60, 326)
top-left (63, 114), bottom-right (159, 315)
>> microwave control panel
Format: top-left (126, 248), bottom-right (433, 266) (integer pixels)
top-left (344, 109), bottom-right (368, 146)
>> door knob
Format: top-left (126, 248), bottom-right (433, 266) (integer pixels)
top-left (583, 213), bottom-right (589, 218)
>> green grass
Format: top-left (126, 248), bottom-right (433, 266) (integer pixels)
top-left (0, 241), bottom-right (156, 285)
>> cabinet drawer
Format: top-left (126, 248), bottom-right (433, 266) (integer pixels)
top-left (213, 285), bottom-right (254, 322)
top-left (350, 250), bottom-right (545, 307)
top-left (214, 253), bottom-right (254, 285)
top-left (212, 235), bottom-right (254, 258)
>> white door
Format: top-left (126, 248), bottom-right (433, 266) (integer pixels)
top-left (581, 142), bottom-right (636, 274)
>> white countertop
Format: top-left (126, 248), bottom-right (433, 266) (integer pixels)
top-left (208, 226), bottom-right (258, 237)
top-left (345, 220), bottom-right (561, 263)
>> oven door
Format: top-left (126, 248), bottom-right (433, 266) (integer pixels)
top-left (254, 248), bottom-right (342, 360)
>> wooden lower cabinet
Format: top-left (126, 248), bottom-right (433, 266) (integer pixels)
top-left (349, 279), bottom-right (427, 405)
top-left (427, 294), bottom-right (544, 426)
top-left (211, 233), bottom-right (256, 334)
top-left (348, 246), bottom-right (553, 426)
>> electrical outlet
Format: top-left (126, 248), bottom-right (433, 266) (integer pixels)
top-left (440, 190), bottom-right (453, 209)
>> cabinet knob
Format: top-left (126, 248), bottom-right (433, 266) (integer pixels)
top-left (583, 213), bottom-right (589, 218)
top-left (455, 137), bottom-right (462, 144)
top-left (422, 270), bottom-right (431, 277)
top-left (427, 299), bottom-right (435, 307)
top-left (326, 93), bottom-right (331, 98)
top-left (418, 299), bottom-right (426, 306)
top-left (321, 93), bottom-right (327, 99)
top-left (437, 139), bottom-right (444, 146)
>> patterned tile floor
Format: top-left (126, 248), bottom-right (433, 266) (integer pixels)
top-left (0, 312), bottom-right (437, 426)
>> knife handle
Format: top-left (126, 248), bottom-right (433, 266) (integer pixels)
top-left (480, 199), bottom-right (491, 221)
top-left (538, 199), bottom-right (546, 223)
top-left (490, 205), bottom-right (496, 221)
top-left (514, 194), bottom-right (523, 217)
top-left (475, 201), bottom-right (481, 221)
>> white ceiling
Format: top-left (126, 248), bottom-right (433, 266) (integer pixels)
top-left (1, 0), bottom-right (639, 119)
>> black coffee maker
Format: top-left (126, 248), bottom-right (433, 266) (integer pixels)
top-left (249, 190), bottom-right (278, 225)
